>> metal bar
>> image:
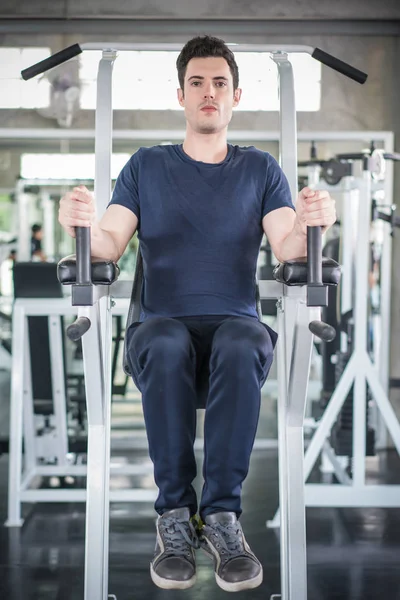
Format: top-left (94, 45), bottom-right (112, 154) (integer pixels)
top-left (272, 54), bottom-right (298, 203)
top-left (83, 51), bottom-right (116, 600)
top-left (366, 363), bottom-right (400, 457)
top-left (20, 468), bottom-right (37, 491)
top-left (305, 485), bottom-right (400, 506)
top-left (376, 132), bottom-right (394, 450)
top-left (275, 299), bottom-right (290, 600)
top-left (303, 355), bottom-right (357, 478)
top-left (5, 303), bottom-right (26, 527)
top-left (40, 191), bottom-right (55, 260)
top-left (48, 315), bottom-right (69, 465)
top-left (352, 167), bottom-right (372, 487)
top-left (22, 316), bottom-right (37, 475)
top-left (321, 442), bottom-right (353, 486)
top-left (340, 178), bottom-right (358, 352)
top-left (81, 305), bottom-right (106, 599)
top-left (258, 280), bottom-right (283, 299)
top-left (288, 305), bottom-right (318, 424)
top-left (20, 489), bottom-right (159, 502)
top-left (34, 464), bottom-right (153, 476)
top-left (81, 42), bottom-right (315, 53)
top-left (0, 129), bottom-right (393, 143)
top-left (285, 301), bottom-right (315, 600)
top-left (101, 294), bottom-right (113, 598)
top-left (15, 182), bottom-right (33, 262)
top-left (94, 52), bottom-right (116, 217)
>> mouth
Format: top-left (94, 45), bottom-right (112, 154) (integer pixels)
top-left (201, 106), bottom-right (217, 112)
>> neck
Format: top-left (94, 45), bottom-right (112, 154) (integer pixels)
top-left (182, 128), bottom-right (228, 163)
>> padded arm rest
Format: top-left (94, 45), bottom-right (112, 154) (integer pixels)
top-left (57, 254), bottom-right (119, 285)
top-left (273, 256), bottom-right (340, 286)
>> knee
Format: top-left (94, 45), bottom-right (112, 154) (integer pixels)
top-left (130, 318), bottom-right (193, 365)
top-left (212, 319), bottom-right (274, 365)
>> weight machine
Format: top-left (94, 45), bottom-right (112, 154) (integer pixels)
top-left (267, 146), bottom-right (400, 531)
top-left (18, 42), bottom-right (365, 600)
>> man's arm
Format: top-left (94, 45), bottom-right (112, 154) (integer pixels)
top-left (262, 187), bottom-right (336, 263)
top-left (92, 204), bottom-right (139, 261)
top-left (59, 186), bottom-right (139, 262)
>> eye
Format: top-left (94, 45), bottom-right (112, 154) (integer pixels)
top-left (216, 82), bottom-right (227, 87)
top-left (191, 81), bottom-right (201, 86)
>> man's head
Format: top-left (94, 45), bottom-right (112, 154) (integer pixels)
top-left (31, 224), bottom-right (43, 240)
top-left (176, 36), bottom-right (241, 135)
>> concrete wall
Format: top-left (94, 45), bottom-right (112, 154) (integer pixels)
top-left (1, 0), bottom-right (400, 20)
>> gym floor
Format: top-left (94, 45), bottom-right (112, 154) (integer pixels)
top-left (0, 371), bottom-right (400, 600)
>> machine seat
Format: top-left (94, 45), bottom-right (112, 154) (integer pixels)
top-left (57, 255), bottom-right (119, 285)
top-left (273, 256), bottom-right (340, 286)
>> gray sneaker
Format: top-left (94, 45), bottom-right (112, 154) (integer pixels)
top-left (150, 507), bottom-right (200, 590)
top-left (198, 512), bottom-right (263, 592)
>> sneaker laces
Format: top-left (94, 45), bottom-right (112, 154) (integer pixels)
top-left (206, 522), bottom-right (244, 557)
top-left (160, 516), bottom-right (200, 557)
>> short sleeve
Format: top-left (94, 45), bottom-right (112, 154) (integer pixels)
top-left (108, 148), bottom-right (141, 222)
top-left (262, 153), bottom-right (295, 218)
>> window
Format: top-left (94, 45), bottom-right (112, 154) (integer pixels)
top-left (80, 50), bottom-right (321, 112)
top-left (20, 153), bottom-right (131, 180)
top-left (0, 47), bottom-right (51, 109)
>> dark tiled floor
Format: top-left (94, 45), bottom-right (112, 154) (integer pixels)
top-left (0, 448), bottom-right (400, 600)
top-left (1, 367), bottom-right (400, 599)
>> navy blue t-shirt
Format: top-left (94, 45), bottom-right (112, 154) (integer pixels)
top-left (109, 144), bottom-right (294, 321)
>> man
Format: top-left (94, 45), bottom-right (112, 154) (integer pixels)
top-left (30, 223), bottom-right (46, 261)
top-left (59, 36), bottom-right (335, 592)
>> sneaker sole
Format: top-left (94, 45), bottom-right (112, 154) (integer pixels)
top-left (215, 569), bottom-right (263, 592)
top-left (150, 564), bottom-right (197, 590)
top-left (201, 547), bottom-right (263, 592)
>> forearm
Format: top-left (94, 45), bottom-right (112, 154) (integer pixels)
top-left (276, 221), bottom-right (307, 263)
top-left (90, 221), bottom-right (120, 261)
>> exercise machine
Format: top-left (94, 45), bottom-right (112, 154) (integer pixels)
top-left (20, 42), bottom-right (365, 599)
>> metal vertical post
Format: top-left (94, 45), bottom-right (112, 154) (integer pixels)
top-left (6, 303), bottom-right (26, 526)
top-left (272, 53), bottom-right (298, 204)
top-left (352, 162), bottom-right (372, 487)
top-left (83, 50), bottom-right (116, 600)
top-left (48, 315), bottom-right (69, 465)
top-left (16, 182), bottom-right (33, 262)
top-left (41, 191), bottom-right (55, 260)
top-left (270, 55), bottom-right (308, 600)
top-left (340, 178), bottom-right (358, 353)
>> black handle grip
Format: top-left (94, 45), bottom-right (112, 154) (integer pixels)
top-left (75, 227), bottom-right (91, 285)
top-left (21, 43), bottom-right (82, 80)
top-left (309, 320), bottom-right (336, 342)
top-left (66, 316), bottom-right (91, 342)
top-left (312, 48), bottom-right (367, 85)
top-left (307, 226), bottom-right (322, 285)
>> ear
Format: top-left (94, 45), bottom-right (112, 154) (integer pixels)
top-left (177, 88), bottom-right (185, 107)
top-left (233, 88), bottom-right (242, 108)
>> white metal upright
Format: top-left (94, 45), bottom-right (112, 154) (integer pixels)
top-left (82, 50), bottom-right (116, 600)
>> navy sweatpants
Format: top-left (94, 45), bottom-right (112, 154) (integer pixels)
top-left (126, 315), bottom-right (276, 521)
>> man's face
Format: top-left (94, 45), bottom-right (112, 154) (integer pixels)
top-left (177, 57), bottom-right (241, 135)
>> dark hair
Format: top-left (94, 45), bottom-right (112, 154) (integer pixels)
top-left (176, 36), bottom-right (239, 91)
top-left (31, 223), bottom-right (42, 234)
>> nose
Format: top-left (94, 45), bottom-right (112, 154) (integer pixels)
top-left (203, 81), bottom-right (215, 99)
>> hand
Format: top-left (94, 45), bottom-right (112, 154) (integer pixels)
top-left (58, 185), bottom-right (96, 238)
top-left (294, 187), bottom-right (336, 235)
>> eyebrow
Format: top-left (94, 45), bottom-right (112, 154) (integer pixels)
top-left (187, 76), bottom-right (229, 81)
